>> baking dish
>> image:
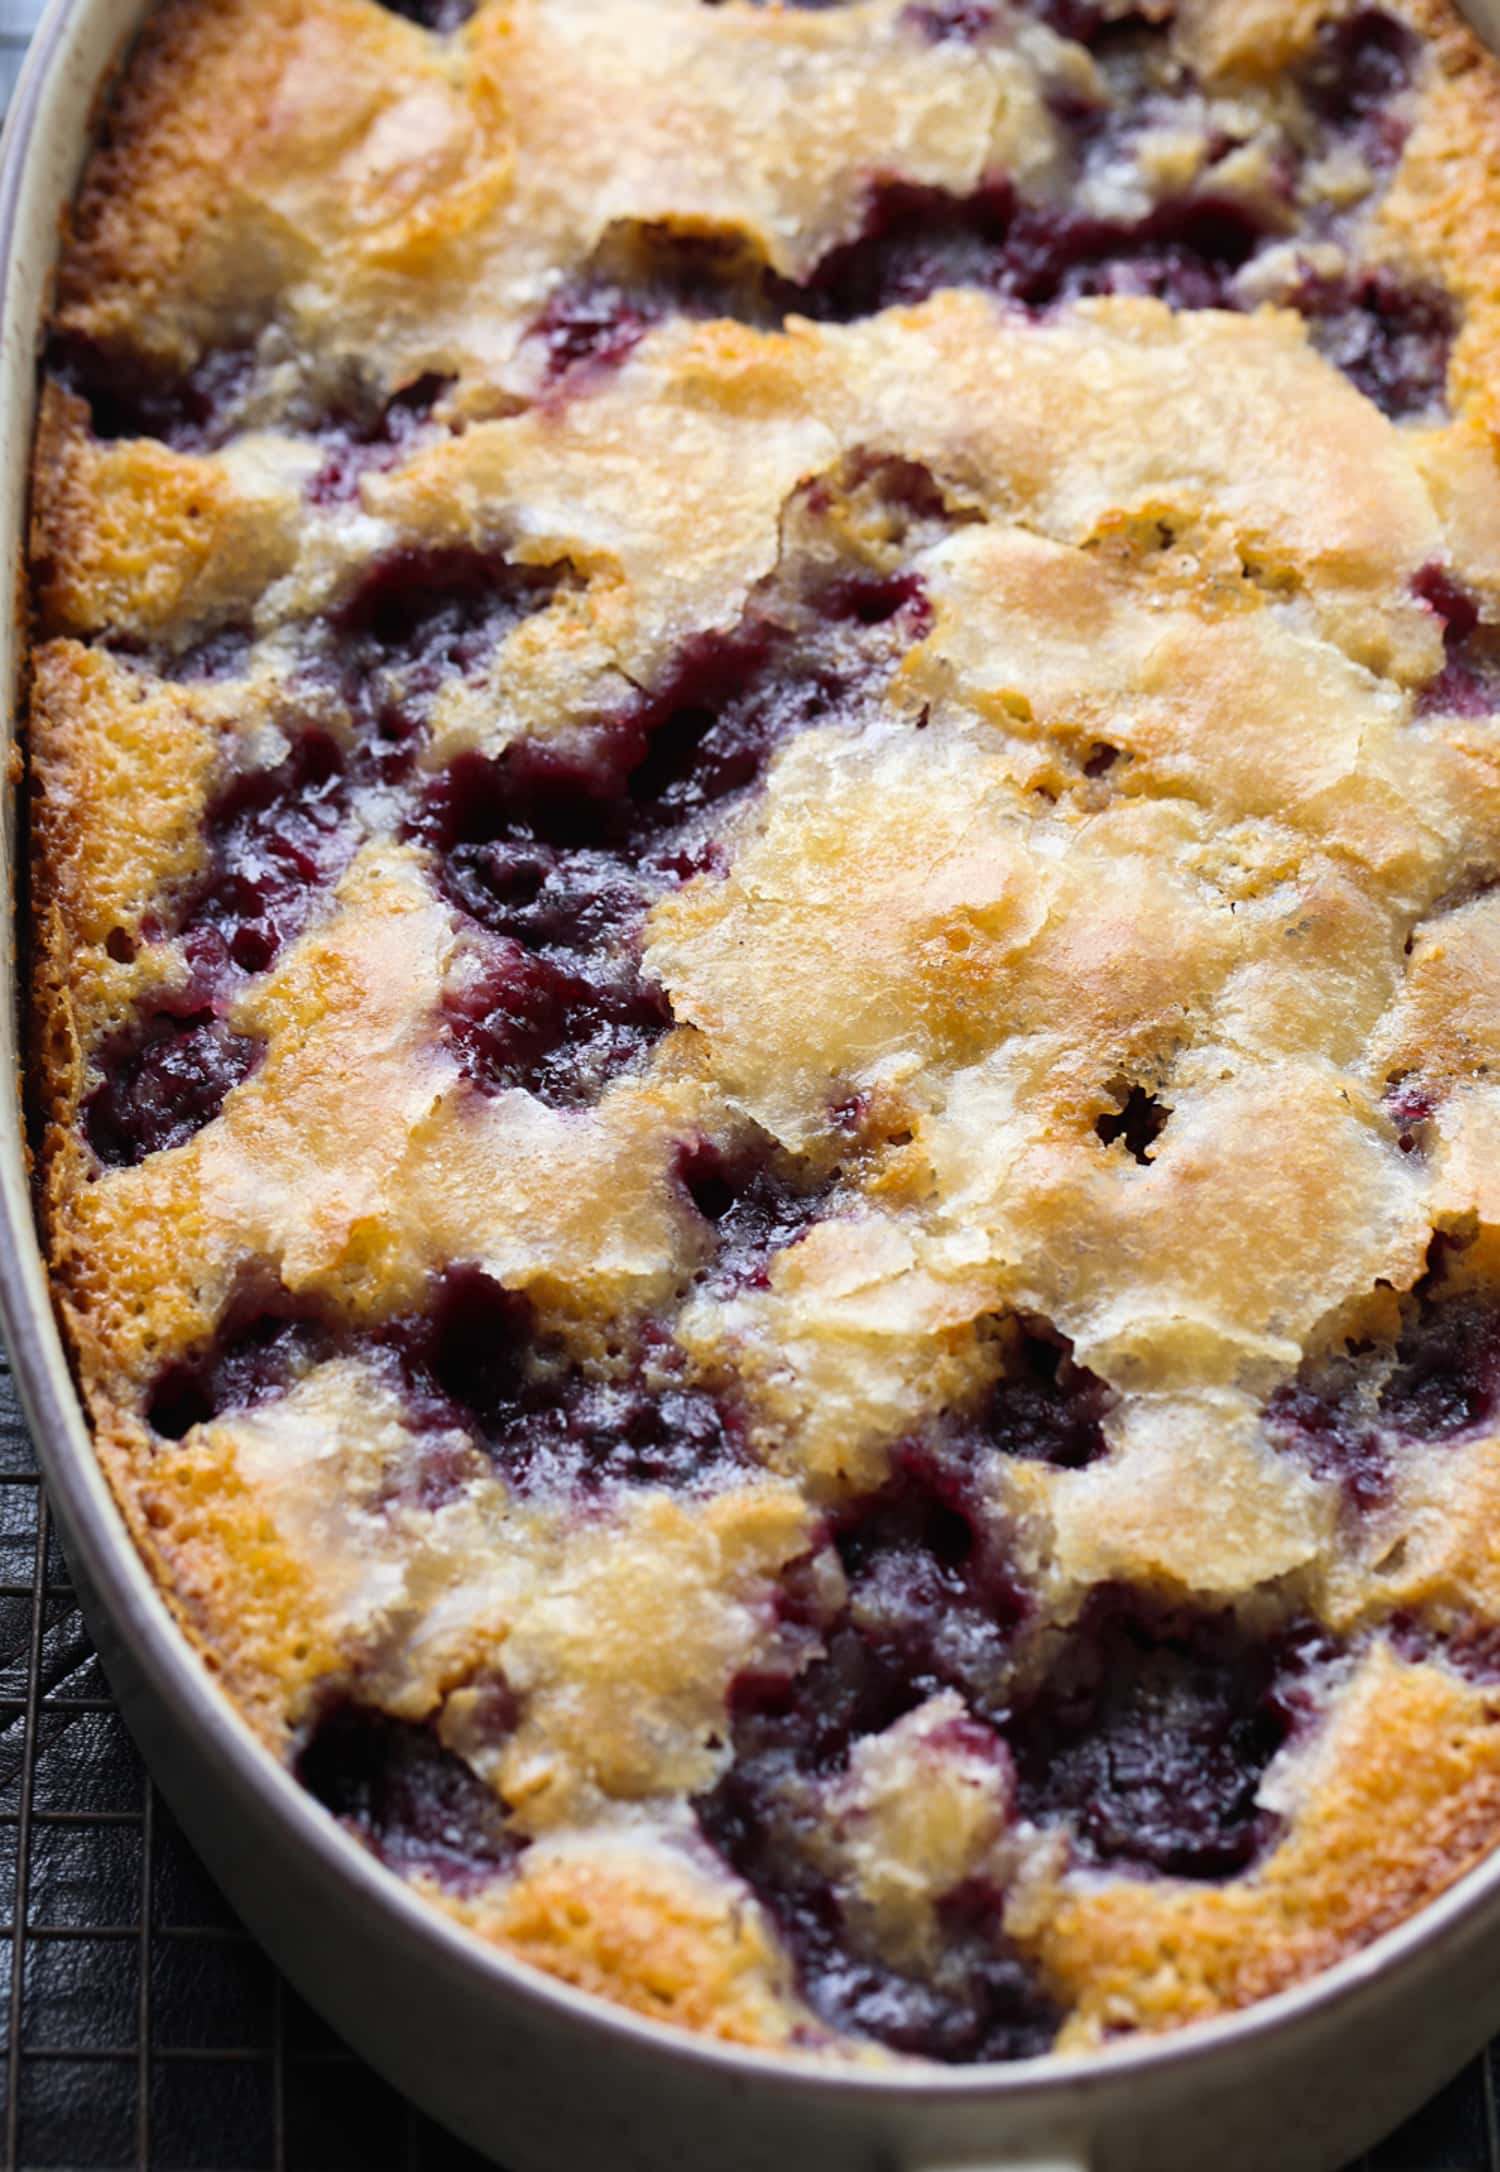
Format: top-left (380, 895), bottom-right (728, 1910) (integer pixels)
top-left (8, 5), bottom-right (1500, 2170)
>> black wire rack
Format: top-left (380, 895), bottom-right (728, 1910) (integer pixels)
top-left (3, 1), bottom-right (1500, 2162)
top-left (0, 1352), bottom-right (498, 2172)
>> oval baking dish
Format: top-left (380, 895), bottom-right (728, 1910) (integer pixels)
top-left (11, 2), bottom-right (1500, 2167)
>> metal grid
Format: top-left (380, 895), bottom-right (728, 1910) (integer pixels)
top-left (0, 1354), bottom-right (499, 2172)
top-left (0, 0), bottom-right (1498, 2162)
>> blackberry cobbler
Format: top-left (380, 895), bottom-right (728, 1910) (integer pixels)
top-left (29, 0), bottom-right (1500, 2062)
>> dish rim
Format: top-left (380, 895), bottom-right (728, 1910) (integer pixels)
top-left (3, 0), bottom-right (1500, 2127)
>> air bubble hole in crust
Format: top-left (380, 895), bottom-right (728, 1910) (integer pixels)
top-left (371, 0), bottom-right (477, 29)
top-left (1094, 1083), bottom-right (1171, 1165)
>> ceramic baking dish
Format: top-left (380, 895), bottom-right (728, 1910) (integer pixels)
top-left (8, 4), bottom-right (1500, 2167)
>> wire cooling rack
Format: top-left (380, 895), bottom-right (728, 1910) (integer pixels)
top-left (3, 1), bottom-right (1500, 2162)
top-left (0, 1354), bottom-right (497, 2172)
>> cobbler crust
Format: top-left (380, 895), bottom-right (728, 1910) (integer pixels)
top-left (28, 0), bottom-right (1500, 2066)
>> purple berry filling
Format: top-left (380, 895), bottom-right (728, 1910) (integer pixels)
top-left (1385, 1075), bottom-right (1435, 1155)
top-left (960, 1321), bottom-right (1114, 1471)
top-left (1094, 1083), bottom-right (1171, 1164)
top-left (532, 182), bottom-right (1273, 371)
top-left (297, 1703), bottom-right (520, 1892)
top-left (678, 1134), bottom-right (842, 1293)
top-left (901, 0), bottom-right (1000, 41)
top-left (808, 179), bottom-right (1268, 319)
top-left (88, 558), bottom-right (546, 1169)
top-left (175, 729), bottom-right (357, 984)
top-left (1265, 1278), bottom-right (1500, 1511)
top-left (1377, 1291), bottom-right (1500, 1441)
top-left (1389, 1613), bottom-right (1500, 1686)
top-left (143, 1262), bottom-right (749, 1500)
top-left (532, 281), bottom-right (661, 386)
top-left (531, 231), bottom-right (782, 388)
top-left (332, 546), bottom-right (565, 749)
top-left (1301, 7), bottom-right (1418, 169)
top-left (719, 1447), bottom-right (1028, 1773)
top-left (47, 333), bottom-right (256, 453)
top-left (1009, 1593), bottom-right (1295, 1878)
top-left (702, 1723), bottom-right (1058, 2061)
top-left (84, 1010), bottom-right (261, 1169)
top-left (421, 596), bottom-right (905, 1106)
top-left (696, 1462), bottom-right (1051, 2060)
top-left (834, 1446), bottom-right (1028, 1722)
top-left (392, 1265), bottom-right (750, 1498)
top-left (147, 1304), bottom-right (330, 1441)
top-left (1414, 565), bottom-right (1500, 718)
top-left (1016, 0), bottom-right (1166, 39)
top-left (442, 943), bottom-right (673, 1107)
top-left (1296, 269), bottom-right (1453, 422)
top-left (111, 625), bottom-right (254, 685)
top-left (524, 7), bottom-right (1444, 435)
top-left (308, 372), bottom-right (453, 505)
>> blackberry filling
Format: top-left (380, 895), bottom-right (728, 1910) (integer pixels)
top-left (142, 1263), bottom-right (748, 1499)
top-left (802, 181), bottom-right (1019, 319)
top-left (702, 1721), bottom-right (1057, 2062)
top-left (902, 0), bottom-right (999, 38)
top-left (174, 730), bottom-right (356, 985)
top-left (834, 1447), bottom-right (1028, 1722)
top-left (147, 1304), bottom-right (331, 1440)
top-left (524, 6), bottom-right (1438, 430)
top-left (697, 1476), bottom-right (1049, 2060)
top-left (391, 1265), bottom-right (749, 1499)
top-left (960, 1321), bottom-right (1114, 1471)
top-left (1385, 1076), bottom-right (1435, 1155)
top-left (308, 372), bottom-right (453, 505)
top-left (678, 1134), bottom-right (842, 1294)
top-left (331, 546), bottom-right (566, 749)
top-left (1389, 1613), bottom-right (1500, 1685)
top-left (1017, 1), bottom-right (1171, 39)
top-left (1301, 7), bottom-right (1418, 169)
top-left (111, 625), bottom-right (254, 685)
top-left (532, 229), bottom-right (784, 387)
top-left (297, 1703), bottom-right (519, 1891)
top-left (373, 0), bottom-right (476, 28)
top-left (1414, 566), bottom-right (1500, 718)
top-left (422, 587), bottom-right (915, 1106)
top-left (441, 945), bottom-right (671, 1108)
top-left (1265, 1278), bottom-right (1500, 1511)
top-left (716, 1449), bottom-right (1026, 1778)
top-left (84, 1012), bottom-right (261, 1169)
top-left (1010, 1594), bottom-right (1294, 1877)
top-left (1296, 270), bottom-right (1453, 423)
top-left (47, 333), bottom-right (256, 452)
